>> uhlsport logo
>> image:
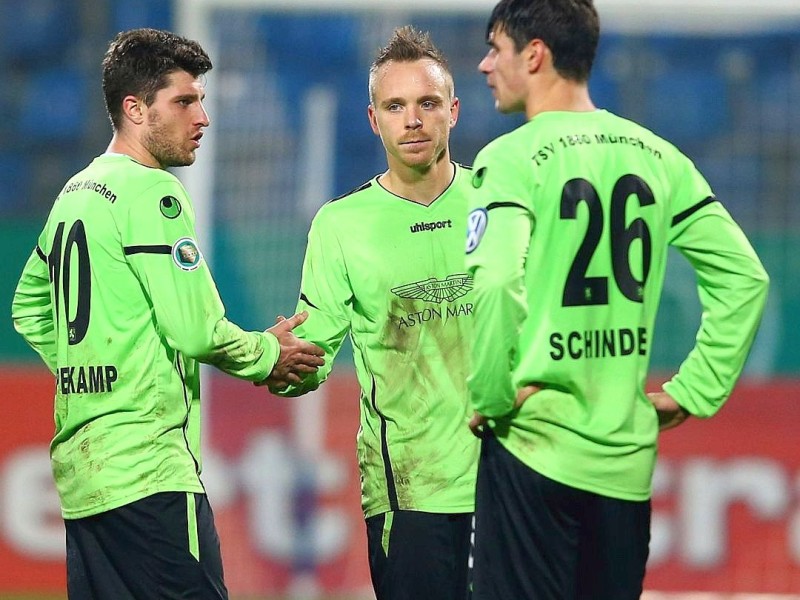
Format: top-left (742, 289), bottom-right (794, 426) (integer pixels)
top-left (172, 237), bottom-right (202, 271)
top-left (160, 195), bottom-right (182, 219)
top-left (409, 219), bottom-right (452, 234)
top-left (472, 166), bottom-right (487, 189)
top-left (466, 208), bottom-right (488, 254)
top-left (391, 273), bottom-right (473, 303)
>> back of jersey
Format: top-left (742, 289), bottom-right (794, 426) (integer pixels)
top-left (467, 109), bottom-right (716, 501)
top-left (37, 154), bottom-right (208, 518)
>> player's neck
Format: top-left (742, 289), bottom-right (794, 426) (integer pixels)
top-left (107, 130), bottom-right (163, 169)
top-left (526, 78), bottom-right (595, 120)
top-left (381, 155), bottom-right (455, 207)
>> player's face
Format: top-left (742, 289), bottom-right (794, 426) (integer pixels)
top-left (142, 70), bottom-right (209, 168)
top-left (368, 59), bottom-right (458, 173)
top-left (479, 27), bottom-right (528, 114)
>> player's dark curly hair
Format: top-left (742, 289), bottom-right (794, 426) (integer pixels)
top-left (101, 28), bottom-right (213, 130)
top-left (368, 25), bottom-right (454, 103)
top-left (487, 0), bottom-right (599, 82)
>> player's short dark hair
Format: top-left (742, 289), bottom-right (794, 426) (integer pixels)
top-left (487, 0), bottom-right (599, 82)
top-left (368, 25), bottom-right (454, 103)
top-left (101, 28), bottom-right (213, 130)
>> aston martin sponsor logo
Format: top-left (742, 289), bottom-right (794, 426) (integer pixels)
top-left (391, 273), bottom-right (473, 303)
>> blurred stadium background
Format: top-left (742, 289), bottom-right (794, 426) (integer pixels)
top-left (0, 0), bottom-right (799, 598)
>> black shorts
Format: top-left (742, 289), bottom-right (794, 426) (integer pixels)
top-left (472, 432), bottom-right (651, 600)
top-left (366, 510), bottom-right (472, 600)
top-left (65, 491), bottom-right (227, 600)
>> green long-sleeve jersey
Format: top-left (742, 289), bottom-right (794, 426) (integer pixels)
top-left (465, 110), bottom-right (769, 501)
top-left (12, 153), bottom-right (280, 519)
top-left (278, 164), bottom-right (479, 518)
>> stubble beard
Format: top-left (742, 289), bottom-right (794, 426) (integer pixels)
top-left (144, 114), bottom-right (195, 169)
top-left (407, 142), bottom-right (447, 172)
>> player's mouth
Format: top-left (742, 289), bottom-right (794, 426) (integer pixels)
top-left (190, 132), bottom-right (204, 148)
top-left (400, 138), bottom-right (430, 148)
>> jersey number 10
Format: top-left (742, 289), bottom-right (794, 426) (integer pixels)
top-left (48, 220), bottom-right (91, 345)
top-left (560, 174), bottom-right (655, 306)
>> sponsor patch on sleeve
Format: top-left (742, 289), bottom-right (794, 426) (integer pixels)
top-left (472, 166), bottom-right (487, 189)
top-left (160, 195), bottom-right (182, 219)
top-left (172, 237), bottom-right (203, 270)
top-left (466, 208), bottom-right (488, 254)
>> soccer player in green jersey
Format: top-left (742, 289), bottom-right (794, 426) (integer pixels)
top-left (465, 1), bottom-right (770, 599)
top-left (11, 28), bottom-right (324, 599)
top-left (268, 26), bottom-right (479, 600)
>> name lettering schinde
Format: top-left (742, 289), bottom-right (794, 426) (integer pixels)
top-left (58, 365), bottom-right (118, 395)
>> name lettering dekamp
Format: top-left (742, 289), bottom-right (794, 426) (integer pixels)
top-left (58, 365), bottom-right (118, 394)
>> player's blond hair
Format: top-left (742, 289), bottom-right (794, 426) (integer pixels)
top-left (368, 25), bottom-right (454, 104)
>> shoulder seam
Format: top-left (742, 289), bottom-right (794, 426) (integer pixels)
top-left (328, 180), bottom-right (374, 204)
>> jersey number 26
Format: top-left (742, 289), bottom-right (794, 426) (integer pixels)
top-left (560, 174), bottom-right (654, 307)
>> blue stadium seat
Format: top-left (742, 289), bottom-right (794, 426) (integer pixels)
top-left (258, 14), bottom-right (360, 72)
top-left (409, 14), bottom-right (488, 71)
top-left (590, 33), bottom-right (626, 113)
top-left (0, 0), bottom-right (77, 66)
top-left (111, 0), bottom-right (172, 33)
top-left (746, 34), bottom-right (799, 136)
top-left (643, 67), bottom-right (729, 144)
top-left (0, 153), bottom-right (33, 213)
top-left (0, 78), bottom-right (15, 137)
top-left (588, 69), bottom-right (620, 114)
top-left (756, 70), bottom-right (794, 135)
top-left (17, 69), bottom-right (88, 144)
top-left (647, 35), bottom-right (722, 69)
top-left (719, 33), bottom-right (799, 144)
top-left (728, 31), bottom-right (796, 73)
top-left (696, 155), bottom-right (759, 224)
top-left (634, 37), bottom-right (730, 145)
top-left (451, 75), bottom-right (524, 141)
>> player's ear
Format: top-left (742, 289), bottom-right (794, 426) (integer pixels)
top-left (525, 39), bottom-right (547, 74)
top-left (449, 96), bottom-right (460, 128)
top-left (121, 95), bottom-right (146, 126)
top-left (367, 104), bottom-right (381, 137)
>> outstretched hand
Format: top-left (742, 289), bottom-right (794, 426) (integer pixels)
top-left (259, 312), bottom-right (324, 392)
top-left (648, 390), bottom-right (690, 431)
